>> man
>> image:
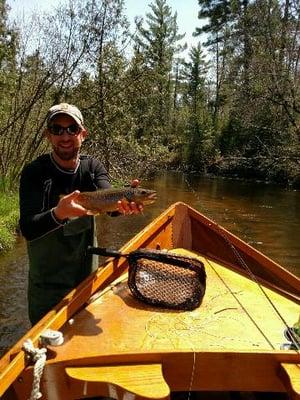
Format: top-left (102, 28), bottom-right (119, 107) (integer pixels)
top-left (19, 103), bottom-right (141, 325)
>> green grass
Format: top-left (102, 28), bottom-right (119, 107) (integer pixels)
top-left (0, 192), bottom-right (19, 251)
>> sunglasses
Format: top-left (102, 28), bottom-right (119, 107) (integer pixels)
top-left (48, 124), bottom-right (81, 136)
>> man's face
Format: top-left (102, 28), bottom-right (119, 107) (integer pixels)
top-left (46, 114), bottom-right (87, 162)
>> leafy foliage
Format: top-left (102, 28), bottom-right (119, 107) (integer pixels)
top-left (0, 0), bottom-right (298, 193)
top-left (0, 191), bottom-right (19, 250)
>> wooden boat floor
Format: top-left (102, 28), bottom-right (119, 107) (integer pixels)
top-left (51, 249), bottom-right (299, 363)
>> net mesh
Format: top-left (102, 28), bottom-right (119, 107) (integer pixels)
top-left (128, 253), bottom-right (206, 310)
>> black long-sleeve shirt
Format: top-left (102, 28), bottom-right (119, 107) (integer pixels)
top-left (19, 153), bottom-right (111, 241)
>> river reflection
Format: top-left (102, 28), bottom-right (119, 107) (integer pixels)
top-left (0, 172), bottom-right (299, 356)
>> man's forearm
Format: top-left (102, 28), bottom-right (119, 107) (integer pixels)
top-left (19, 209), bottom-right (64, 241)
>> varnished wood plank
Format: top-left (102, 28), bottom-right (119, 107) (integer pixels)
top-left (66, 364), bottom-right (170, 399)
top-left (12, 351), bottom-right (300, 398)
top-left (172, 203), bottom-right (192, 249)
top-left (279, 363), bottom-right (300, 400)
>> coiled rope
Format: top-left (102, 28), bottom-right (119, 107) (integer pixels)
top-left (22, 339), bottom-right (47, 400)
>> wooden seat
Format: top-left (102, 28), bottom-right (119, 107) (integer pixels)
top-left (66, 363), bottom-right (170, 399)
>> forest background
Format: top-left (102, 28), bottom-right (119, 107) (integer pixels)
top-left (0, 0), bottom-right (299, 248)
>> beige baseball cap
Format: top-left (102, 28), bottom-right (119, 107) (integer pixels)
top-left (46, 103), bottom-right (84, 128)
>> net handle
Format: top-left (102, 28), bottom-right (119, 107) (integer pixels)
top-left (87, 247), bottom-right (205, 270)
top-left (87, 246), bottom-right (162, 259)
top-left (87, 246), bottom-right (124, 258)
top-left (87, 246), bottom-right (184, 261)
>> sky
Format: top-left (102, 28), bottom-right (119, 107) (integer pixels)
top-left (7, 0), bottom-right (202, 56)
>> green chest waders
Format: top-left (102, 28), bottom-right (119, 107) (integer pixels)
top-left (27, 216), bottom-right (97, 325)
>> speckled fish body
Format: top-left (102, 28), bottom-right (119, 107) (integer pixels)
top-left (76, 187), bottom-right (157, 213)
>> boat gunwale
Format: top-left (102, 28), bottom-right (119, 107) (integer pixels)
top-left (15, 349), bottom-right (300, 395)
top-left (186, 205), bottom-right (300, 300)
top-left (43, 348), bottom-right (300, 367)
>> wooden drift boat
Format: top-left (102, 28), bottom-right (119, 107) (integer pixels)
top-left (0, 202), bottom-right (299, 400)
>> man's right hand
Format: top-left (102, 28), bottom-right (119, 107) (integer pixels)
top-left (53, 191), bottom-right (90, 221)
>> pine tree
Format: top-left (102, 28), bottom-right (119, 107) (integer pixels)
top-left (182, 43), bottom-right (212, 171)
top-left (134, 0), bottom-right (185, 142)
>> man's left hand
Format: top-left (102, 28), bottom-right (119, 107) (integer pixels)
top-left (117, 179), bottom-right (143, 215)
top-left (117, 200), bottom-right (143, 215)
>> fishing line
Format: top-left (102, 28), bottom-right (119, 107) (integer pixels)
top-left (187, 351), bottom-right (196, 400)
top-left (144, 314), bottom-right (196, 400)
top-left (206, 258), bottom-right (275, 349)
top-left (218, 231), bottom-right (300, 351)
top-left (183, 173), bottom-right (300, 352)
top-left (145, 309), bottom-right (270, 348)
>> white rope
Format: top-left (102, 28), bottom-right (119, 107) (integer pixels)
top-left (22, 339), bottom-right (47, 400)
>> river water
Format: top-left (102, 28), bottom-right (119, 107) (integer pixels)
top-left (0, 172), bottom-right (299, 356)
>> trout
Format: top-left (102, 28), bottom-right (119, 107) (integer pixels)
top-left (75, 187), bottom-right (157, 214)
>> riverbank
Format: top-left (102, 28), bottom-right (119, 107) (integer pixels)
top-left (0, 192), bottom-right (19, 251)
top-left (207, 156), bottom-right (300, 188)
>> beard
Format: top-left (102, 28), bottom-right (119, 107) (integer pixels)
top-left (52, 144), bottom-right (80, 161)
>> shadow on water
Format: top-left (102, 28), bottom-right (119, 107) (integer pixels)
top-left (0, 172), bottom-right (299, 356)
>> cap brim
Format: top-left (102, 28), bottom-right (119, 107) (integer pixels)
top-left (47, 111), bottom-right (83, 128)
